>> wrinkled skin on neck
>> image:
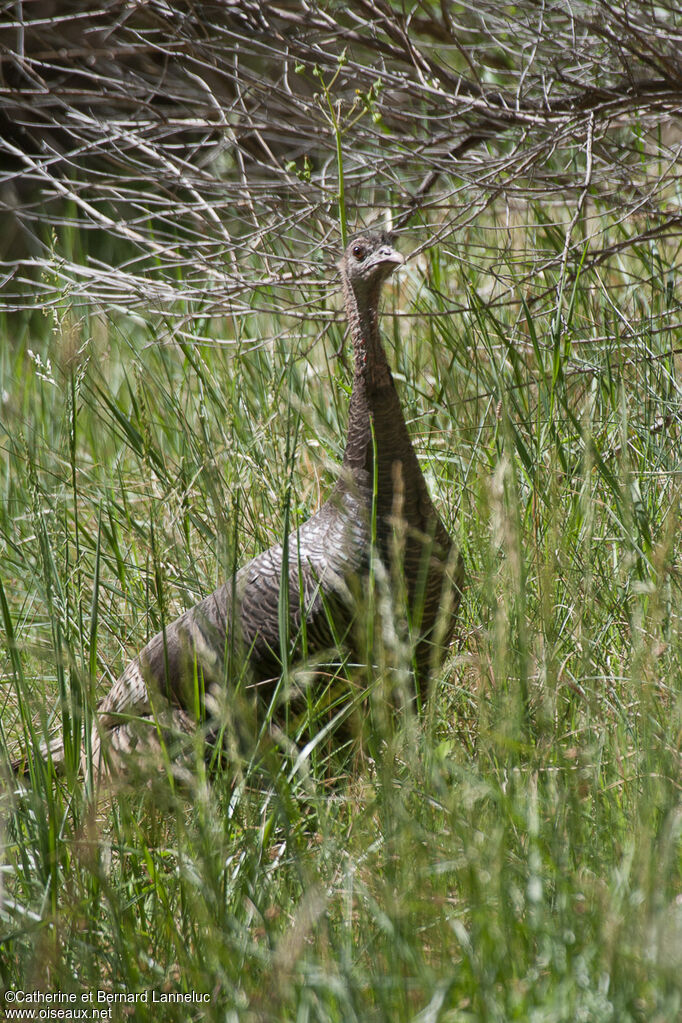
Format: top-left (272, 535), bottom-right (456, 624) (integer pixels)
top-left (342, 271), bottom-right (393, 391)
top-left (340, 265), bottom-right (399, 485)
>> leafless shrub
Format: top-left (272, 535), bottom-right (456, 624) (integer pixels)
top-left (0, 0), bottom-right (680, 329)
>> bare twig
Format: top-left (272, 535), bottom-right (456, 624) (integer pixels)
top-left (0, 0), bottom-right (679, 328)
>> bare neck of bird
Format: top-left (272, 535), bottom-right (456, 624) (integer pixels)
top-left (340, 274), bottom-right (411, 481)
top-left (343, 277), bottom-right (392, 390)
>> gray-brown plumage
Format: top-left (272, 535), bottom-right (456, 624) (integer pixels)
top-left (18, 232), bottom-right (463, 778)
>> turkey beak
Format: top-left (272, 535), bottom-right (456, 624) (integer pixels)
top-left (371, 245), bottom-right (404, 274)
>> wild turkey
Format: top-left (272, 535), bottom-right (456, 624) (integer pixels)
top-left (18, 232), bottom-right (464, 777)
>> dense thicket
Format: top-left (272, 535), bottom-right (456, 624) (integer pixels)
top-left (1, 0), bottom-right (680, 322)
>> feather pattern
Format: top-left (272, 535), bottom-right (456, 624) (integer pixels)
top-left (15, 232), bottom-right (463, 779)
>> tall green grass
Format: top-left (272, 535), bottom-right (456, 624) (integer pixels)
top-left (1, 213), bottom-right (681, 1021)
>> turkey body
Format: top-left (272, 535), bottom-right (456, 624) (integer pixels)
top-left (40, 233), bottom-right (464, 775)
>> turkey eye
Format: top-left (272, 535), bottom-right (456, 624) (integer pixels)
top-left (352, 245), bottom-right (365, 260)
